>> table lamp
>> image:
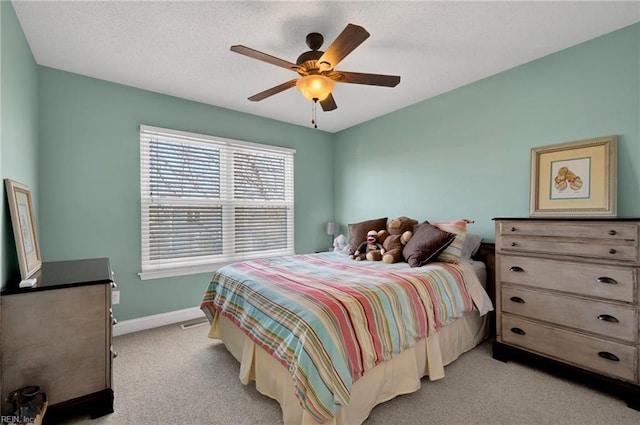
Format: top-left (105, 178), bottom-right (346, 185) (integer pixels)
top-left (326, 222), bottom-right (339, 251)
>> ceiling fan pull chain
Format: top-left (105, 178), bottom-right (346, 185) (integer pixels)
top-left (312, 98), bottom-right (318, 129)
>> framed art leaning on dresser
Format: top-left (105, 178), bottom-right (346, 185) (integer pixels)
top-left (4, 179), bottom-right (42, 279)
top-left (529, 135), bottom-right (617, 217)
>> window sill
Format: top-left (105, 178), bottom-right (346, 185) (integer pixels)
top-left (139, 250), bottom-right (295, 280)
top-left (138, 261), bottom-right (236, 280)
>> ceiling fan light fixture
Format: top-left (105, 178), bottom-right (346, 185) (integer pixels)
top-left (296, 75), bottom-right (335, 102)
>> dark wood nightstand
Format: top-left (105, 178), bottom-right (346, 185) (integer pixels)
top-left (1, 258), bottom-right (115, 421)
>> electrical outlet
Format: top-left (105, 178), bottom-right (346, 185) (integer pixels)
top-left (112, 290), bottom-right (120, 305)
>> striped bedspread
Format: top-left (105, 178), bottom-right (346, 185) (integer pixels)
top-left (200, 252), bottom-right (475, 423)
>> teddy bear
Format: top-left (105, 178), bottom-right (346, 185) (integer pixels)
top-left (381, 216), bottom-right (418, 263)
top-left (349, 230), bottom-right (385, 261)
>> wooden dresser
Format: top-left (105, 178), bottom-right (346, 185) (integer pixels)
top-left (493, 218), bottom-right (640, 409)
top-left (0, 258), bottom-right (115, 421)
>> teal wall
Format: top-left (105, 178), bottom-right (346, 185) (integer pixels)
top-left (38, 68), bottom-right (334, 321)
top-left (334, 24), bottom-right (640, 241)
top-left (1, 1), bottom-right (39, 289)
top-left (5, 9), bottom-right (640, 321)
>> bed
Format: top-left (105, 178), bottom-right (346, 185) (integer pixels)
top-left (200, 244), bottom-right (494, 425)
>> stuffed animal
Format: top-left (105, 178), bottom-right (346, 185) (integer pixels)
top-left (350, 230), bottom-right (385, 261)
top-left (333, 234), bottom-right (348, 252)
top-left (366, 230), bottom-right (389, 261)
top-left (381, 216), bottom-right (418, 263)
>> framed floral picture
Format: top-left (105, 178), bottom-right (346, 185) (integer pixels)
top-left (5, 179), bottom-right (42, 278)
top-left (530, 136), bottom-right (617, 217)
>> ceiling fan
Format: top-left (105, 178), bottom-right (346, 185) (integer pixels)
top-left (230, 23), bottom-right (401, 126)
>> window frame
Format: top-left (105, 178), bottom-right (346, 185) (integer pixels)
top-left (139, 125), bottom-right (295, 280)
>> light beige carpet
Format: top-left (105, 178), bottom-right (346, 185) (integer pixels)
top-left (61, 321), bottom-right (640, 425)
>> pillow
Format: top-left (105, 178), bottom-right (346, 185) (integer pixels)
top-left (348, 217), bottom-right (388, 255)
top-left (461, 233), bottom-right (483, 261)
top-left (432, 220), bottom-right (468, 263)
top-left (402, 222), bottom-right (456, 267)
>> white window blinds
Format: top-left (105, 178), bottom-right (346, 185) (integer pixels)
top-left (140, 125), bottom-right (295, 277)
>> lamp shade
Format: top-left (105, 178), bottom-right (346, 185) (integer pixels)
top-left (296, 75), bottom-right (335, 101)
top-left (326, 222), bottom-right (339, 235)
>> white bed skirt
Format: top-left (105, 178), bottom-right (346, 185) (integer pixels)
top-left (209, 311), bottom-right (488, 425)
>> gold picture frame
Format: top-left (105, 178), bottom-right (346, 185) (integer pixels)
top-left (5, 179), bottom-right (42, 278)
top-left (530, 135), bottom-right (617, 218)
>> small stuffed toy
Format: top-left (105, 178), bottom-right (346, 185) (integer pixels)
top-left (381, 216), bottom-right (418, 263)
top-left (350, 230), bottom-right (385, 261)
top-left (366, 230), bottom-right (389, 261)
top-left (333, 234), bottom-right (348, 252)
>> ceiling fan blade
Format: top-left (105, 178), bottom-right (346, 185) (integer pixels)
top-left (318, 24), bottom-right (370, 70)
top-left (248, 79), bottom-right (298, 101)
top-left (320, 93), bottom-right (337, 111)
top-left (335, 71), bottom-right (400, 87)
top-left (230, 45), bottom-right (299, 71)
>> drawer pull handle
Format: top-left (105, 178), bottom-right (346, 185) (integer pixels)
top-left (509, 266), bottom-right (524, 272)
top-left (596, 277), bottom-right (618, 285)
top-left (112, 350), bottom-right (118, 359)
top-left (510, 242), bottom-right (517, 247)
top-left (597, 314), bottom-right (619, 323)
top-left (609, 230), bottom-right (617, 236)
top-left (510, 327), bottom-right (526, 335)
top-left (510, 296), bottom-right (526, 304)
top-left (112, 317), bottom-right (118, 325)
top-left (597, 351), bottom-right (619, 362)
top-left (609, 249), bottom-right (617, 255)
top-left (111, 281), bottom-right (118, 288)
top-left (510, 227), bottom-right (516, 232)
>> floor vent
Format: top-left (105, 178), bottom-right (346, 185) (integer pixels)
top-left (180, 319), bottom-right (209, 330)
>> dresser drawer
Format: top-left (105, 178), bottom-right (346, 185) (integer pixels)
top-left (502, 286), bottom-right (637, 343)
top-left (501, 315), bottom-right (636, 382)
top-left (499, 255), bottom-right (636, 303)
top-left (500, 236), bottom-right (638, 262)
top-left (498, 221), bottom-right (638, 241)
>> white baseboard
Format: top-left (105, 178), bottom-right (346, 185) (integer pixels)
top-left (113, 306), bottom-right (205, 336)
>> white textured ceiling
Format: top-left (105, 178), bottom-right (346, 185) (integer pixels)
top-left (12, 1), bottom-right (640, 133)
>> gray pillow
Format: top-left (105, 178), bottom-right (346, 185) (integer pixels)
top-left (461, 233), bottom-right (483, 261)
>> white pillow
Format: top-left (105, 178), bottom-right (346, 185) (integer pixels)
top-left (461, 233), bottom-right (483, 261)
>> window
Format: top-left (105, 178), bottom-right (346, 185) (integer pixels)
top-left (139, 125), bottom-right (295, 279)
